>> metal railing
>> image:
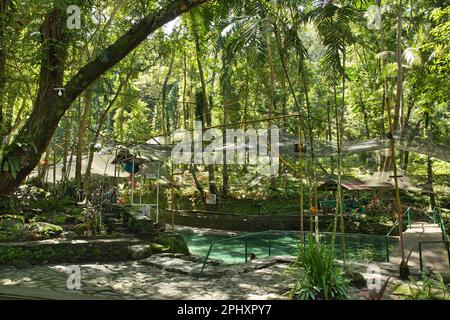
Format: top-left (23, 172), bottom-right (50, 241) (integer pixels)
top-left (435, 207), bottom-right (448, 242)
top-left (418, 207), bottom-right (450, 272)
top-left (418, 240), bottom-right (450, 272)
top-left (385, 207), bottom-right (411, 262)
top-left (198, 230), bottom-right (393, 278)
top-left (198, 230), bottom-right (300, 277)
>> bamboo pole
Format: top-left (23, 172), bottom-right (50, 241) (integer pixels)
top-left (298, 129), bottom-right (304, 244)
top-left (386, 96), bottom-right (408, 277)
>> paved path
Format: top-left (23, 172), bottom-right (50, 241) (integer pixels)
top-left (390, 222), bottom-right (449, 271)
top-left (0, 257), bottom-right (292, 300)
top-left (0, 254), bottom-right (414, 300)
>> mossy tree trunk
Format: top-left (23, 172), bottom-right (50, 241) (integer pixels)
top-left (0, 0), bottom-right (8, 144)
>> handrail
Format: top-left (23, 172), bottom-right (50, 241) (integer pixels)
top-left (385, 207), bottom-right (411, 262)
top-left (386, 207), bottom-right (411, 238)
top-left (417, 207), bottom-right (448, 272)
top-left (198, 230), bottom-right (391, 278)
top-left (434, 207), bottom-right (448, 242)
top-left (198, 230), bottom-right (279, 277)
top-left (418, 240), bottom-right (450, 272)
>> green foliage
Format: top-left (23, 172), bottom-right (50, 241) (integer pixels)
top-left (26, 222), bottom-right (63, 238)
top-left (405, 272), bottom-right (450, 300)
top-left (82, 203), bottom-right (106, 236)
top-left (0, 0), bottom-right (449, 231)
top-left (0, 242), bottom-right (133, 265)
top-left (0, 217), bottom-right (62, 242)
top-left (286, 236), bottom-right (352, 300)
top-left (155, 233), bottom-right (190, 255)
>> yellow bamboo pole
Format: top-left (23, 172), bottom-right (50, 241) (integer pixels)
top-left (386, 96), bottom-right (408, 278)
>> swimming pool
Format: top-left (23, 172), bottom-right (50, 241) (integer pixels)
top-left (181, 230), bottom-right (398, 264)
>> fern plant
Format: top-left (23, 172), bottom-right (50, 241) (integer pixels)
top-left (0, 148), bottom-right (21, 180)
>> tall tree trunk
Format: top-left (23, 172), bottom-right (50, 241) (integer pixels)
top-left (3, 87), bottom-right (17, 142)
top-left (358, 93), bottom-right (370, 139)
top-left (222, 84), bottom-right (229, 198)
top-left (274, 23), bottom-right (286, 127)
top-left (266, 31), bottom-right (276, 190)
top-left (0, 0), bottom-right (209, 195)
top-left (0, 0), bottom-right (8, 144)
top-left (221, 54), bottom-right (230, 198)
top-left (424, 112), bottom-right (436, 209)
top-left (182, 50), bottom-right (188, 129)
top-left (84, 78), bottom-right (126, 197)
top-left (394, 0), bottom-right (404, 135)
top-left (274, 22), bottom-right (288, 190)
top-left (326, 102), bottom-right (334, 175)
top-left (338, 48), bottom-right (347, 263)
top-left (161, 49), bottom-right (175, 134)
top-left (241, 72), bottom-right (249, 171)
top-left (75, 88), bottom-right (93, 187)
top-left (37, 147), bottom-right (51, 186)
top-left (378, 0), bottom-right (387, 175)
top-left (191, 12), bottom-right (217, 197)
top-left (387, 95), bottom-right (408, 278)
top-left (61, 112), bottom-right (72, 183)
top-left (332, 67), bottom-right (342, 248)
top-left (427, 156), bottom-right (436, 209)
top-left (400, 93), bottom-right (415, 169)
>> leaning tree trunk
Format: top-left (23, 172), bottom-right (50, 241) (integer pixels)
top-left (0, 0), bottom-right (209, 195)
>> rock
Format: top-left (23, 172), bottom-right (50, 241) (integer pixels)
top-left (28, 222), bottom-right (63, 238)
top-left (346, 271), bottom-right (366, 289)
top-left (155, 232), bottom-right (190, 255)
top-left (126, 214), bottom-right (155, 236)
top-left (128, 245), bottom-right (153, 260)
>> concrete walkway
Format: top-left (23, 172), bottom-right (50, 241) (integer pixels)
top-left (390, 222), bottom-right (449, 271)
top-left (0, 256), bottom-right (292, 300)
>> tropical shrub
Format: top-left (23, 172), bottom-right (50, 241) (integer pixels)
top-left (407, 272), bottom-right (449, 300)
top-left (286, 236), bottom-right (352, 300)
top-left (82, 203), bottom-right (106, 236)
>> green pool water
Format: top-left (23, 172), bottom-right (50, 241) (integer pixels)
top-left (181, 231), bottom-right (398, 264)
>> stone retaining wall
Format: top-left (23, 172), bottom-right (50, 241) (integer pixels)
top-left (161, 210), bottom-right (398, 235)
top-left (0, 232), bottom-right (190, 266)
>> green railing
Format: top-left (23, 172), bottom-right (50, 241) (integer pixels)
top-left (198, 230), bottom-right (299, 277)
top-left (418, 207), bottom-right (449, 272)
top-left (198, 230), bottom-right (395, 278)
top-left (385, 207), bottom-right (411, 262)
top-left (418, 240), bottom-right (450, 272)
top-left (435, 207), bottom-right (448, 242)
